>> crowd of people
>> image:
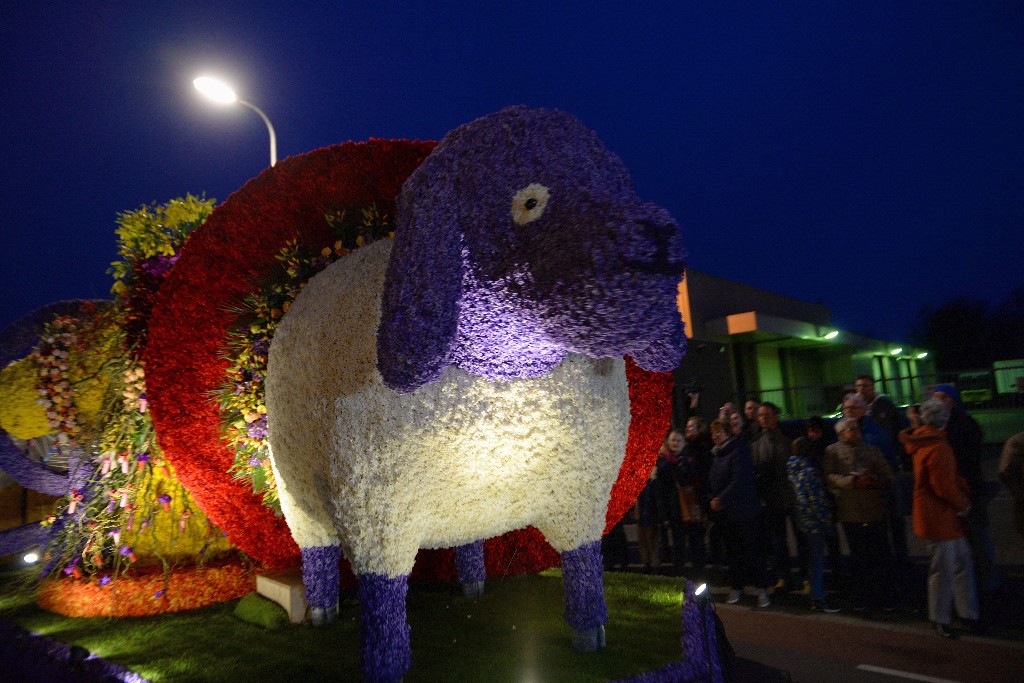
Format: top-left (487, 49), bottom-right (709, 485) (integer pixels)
top-left (607, 375), bottom-right (1013, 639)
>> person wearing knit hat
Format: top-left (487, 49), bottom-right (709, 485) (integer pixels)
top-left (899, 398), bottom-right (979, 638)
top-left (933, 384), bottom-right (961, 404)
top-left (930, 384), bottom-right (1001, 595)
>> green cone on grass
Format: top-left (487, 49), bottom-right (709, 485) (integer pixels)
top-left (233, 592), bottom-right (289, 629)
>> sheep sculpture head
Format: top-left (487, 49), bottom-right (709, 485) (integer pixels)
top-left (377, 105), bottom-right (686, 392)
top-left (265, 106), bottom-right (688, 682)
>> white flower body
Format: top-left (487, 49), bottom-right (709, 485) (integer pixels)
top-left (266, 240), bottom-right (630, 577)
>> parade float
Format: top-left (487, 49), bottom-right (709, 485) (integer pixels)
top-left (0, 107), bottom-right (724, 682)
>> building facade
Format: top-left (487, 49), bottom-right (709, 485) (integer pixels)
top-left (672, 270), bottom-right (934, 426)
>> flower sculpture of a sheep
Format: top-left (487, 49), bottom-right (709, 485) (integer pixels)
top-left (265, 106), bottom-right (686, 682)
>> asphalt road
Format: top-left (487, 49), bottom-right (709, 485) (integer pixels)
top-left (717, 599), bottom-right (1024, 683)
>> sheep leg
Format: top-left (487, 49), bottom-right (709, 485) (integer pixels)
top-left (455, 540), bottom-right (486, 598)
top-left (301, 545), bottom-right (341, 626)
top-left (561, 540), bottom-right (608, 652)
top-left (359, 573), bottom-right (411, 683)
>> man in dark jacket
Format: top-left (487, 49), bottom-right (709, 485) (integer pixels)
top-left (708, 419), bottom-right (770, 607)
top-left (751, 402), bottom-right (800, 590)
top-left (855, 375), bottom-right (903, 445)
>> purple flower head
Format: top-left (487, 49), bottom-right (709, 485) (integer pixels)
top-left (138, 254), bottom-right (180, 278)
top-left (252, 338), bottom-right (271, 357)
top-left (377, 106), bottom-right (686, 393)
top-left (246, 415), bottom-right (268, 439)
top-left (247, 456), bottom-right (262, 467)
top-left (98, 574), bottom-right (111, 586)
top-left (157, 493), bottom-right (172, 505)
top-left (154, 588), bottom-right (167, 598)
top-left (119, 545), bottom-right (133, 556)
top-left (135, 452), bottom-right (150, 464)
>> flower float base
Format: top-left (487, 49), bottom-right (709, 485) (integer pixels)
top-left (37, 560), bottom-right (254, 618)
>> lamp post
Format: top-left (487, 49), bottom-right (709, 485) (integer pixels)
top-left (193, 76), bottom-right (277, 167)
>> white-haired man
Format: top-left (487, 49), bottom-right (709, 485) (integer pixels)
top-left (824, 417), bottom-right (896, 615)
top-left (844, 393), bottom-right (909, 569)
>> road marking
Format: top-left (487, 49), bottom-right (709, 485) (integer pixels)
top-left (856, 664), bottom-right (964, 683)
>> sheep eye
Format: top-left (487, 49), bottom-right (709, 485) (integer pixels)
top-left (510, 184), bottom-right (550, 225)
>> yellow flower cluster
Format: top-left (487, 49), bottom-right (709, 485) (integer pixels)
top-left (108, 194), bottom-right (215, 290)
top-left (0, 357), bottom-right (51, 439)
top-left (128, 459), bottom-right (234, 561)
top-left (69, 317), bottom-right (119, 431)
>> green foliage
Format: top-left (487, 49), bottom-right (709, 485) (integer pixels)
top-left (108, 194), bottom-right (216, 294)
top-left (218, 204), bottom-right (395, 513)
top-left (36, 194), bottom-right (229, 584)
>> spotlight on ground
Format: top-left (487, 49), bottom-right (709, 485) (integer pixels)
top-left (23, 551), bottom-right (39, 564)
top-left (694, 583), bottom-right (707, 597)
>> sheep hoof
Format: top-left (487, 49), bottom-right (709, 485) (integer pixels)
top-left (310, 605), bottom-right (338, 627)
top-left (461, 581), bottom-right (485, 599)
top-left (571, 624), bottom-right (606, 652)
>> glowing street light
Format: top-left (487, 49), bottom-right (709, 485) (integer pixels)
top-left (193, 76), bottom-right (277, 167)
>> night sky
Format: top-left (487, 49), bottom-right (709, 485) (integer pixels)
top-left (2, 2), bottom-right (1022, 343)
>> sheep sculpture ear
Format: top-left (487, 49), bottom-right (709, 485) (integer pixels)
top-left (377, 157), bottom-right (464, 393)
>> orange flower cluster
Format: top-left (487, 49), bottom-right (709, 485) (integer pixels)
top-left (37, 561), bottom-right (255, 618)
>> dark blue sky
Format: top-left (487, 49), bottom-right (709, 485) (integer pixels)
top-left (2, 2), bottom-right (1022, 343)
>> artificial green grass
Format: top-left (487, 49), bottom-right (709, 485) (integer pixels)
top-left (0, 567), bottom-right (686, 682)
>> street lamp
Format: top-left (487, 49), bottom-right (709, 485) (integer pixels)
top-left (193, 76), bottom-right (277, 167)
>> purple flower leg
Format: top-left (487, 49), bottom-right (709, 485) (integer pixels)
top-left (610, 580), bottom-right (723, 682)
top-left (680, 579), bottom-right (722, 682)
top-left (0, 523), bottom-right (48, 557)
top-left (301, 545), bottom-right (341, 625)
top-left (561, 540), bottom-right (608, 651)
top-left (0, 431), bottom-right (67, 496)
top-left (359, 573), bottom-right (411, 683)
top-left (455, 540), bottom-right (485, 598)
